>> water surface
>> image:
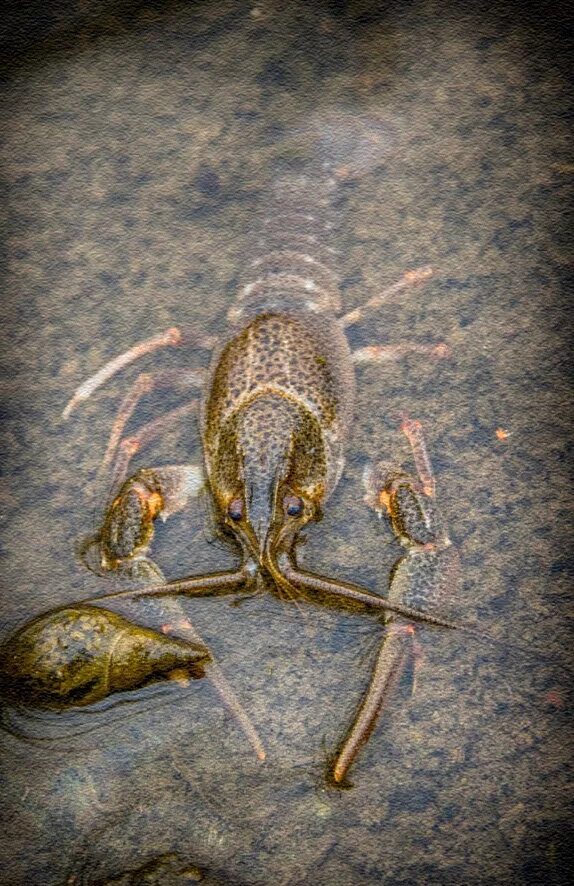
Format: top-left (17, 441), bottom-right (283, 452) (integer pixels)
top-left (1, 2), bottom-right (571, 883)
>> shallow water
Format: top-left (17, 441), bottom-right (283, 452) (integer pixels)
top-left (1, 2), bottom-right (572, 883)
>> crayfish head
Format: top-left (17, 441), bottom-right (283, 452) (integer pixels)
top-left (215, 395), bottom-right (324, 589)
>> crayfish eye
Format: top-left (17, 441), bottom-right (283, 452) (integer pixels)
top-left (227, 498), bottom-right (244, 521)
top-left (284, 494), bottom-right (304, 518)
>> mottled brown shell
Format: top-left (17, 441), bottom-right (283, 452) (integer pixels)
top-left (201, 310), bottom-right (355, 514)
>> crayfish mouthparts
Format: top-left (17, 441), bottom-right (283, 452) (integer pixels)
top-left (261, 538), bottom-right (303, 602)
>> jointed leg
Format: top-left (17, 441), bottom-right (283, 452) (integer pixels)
top-left (279, 420), bottom-right (461, 783)
top-left (63, 326), bottom-right (267, 757)
top-left (341, 266), bottom-right (435, 328)
top-left (344, 267), bottom-right (450, 367)
top-left (275, 557), bottom-right (457, 785)
top-left (102, 367), bottom-right (206, 475)
top-left (63, 327), bottom-right (183, 419)
top-left (62, 325), bottom-right (216, 419)
top-left (159, 612), bottom-right (266, 762)
top-left (400, 416), bottom-right (436, 499)
top-left (108, 402), bottom-right (200, 492)
top-left (352, 342), bottom-right (450, 365)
